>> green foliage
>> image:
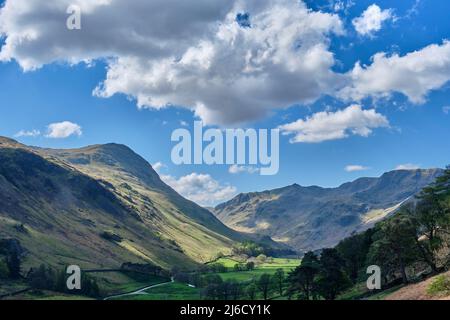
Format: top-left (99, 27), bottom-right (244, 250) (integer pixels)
top-left (232, 241), bottom-right (266, 257)
top-left (6, 250), bottom-right (21, 279)
top-left (257, 273), bottom-right (273, 300)
top-left (315, 248), bottom-right (352, 300)
top-left (26, 265), bottom-right (101, 298)
top-left (233, 263), bottom-right (245, 272)
top-left (245, 281), bottom-right (257, 300)
top-left (409, 168), bottom-right (450, 271)
top-left (201, 277), bottom-right (243, 300)
top-left (427, 274), bottom-right (450, 296)
top-left (367, 214), bottom-right (420, 284)
top-left (0, 259), bottom-right (9, 279)
top-left (288, 251), bottom-right (320, 300)
top-left (273, 269), bottom-right (285, 296)
top-left (336, 229), bottom-right (375, 283)
top-left (245, 261), bottom-right (255, 271)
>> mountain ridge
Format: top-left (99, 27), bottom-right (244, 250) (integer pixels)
top-left (213, 168), bottom-right (443, 252)
top-left (0, 137), bottom-right (245, 271)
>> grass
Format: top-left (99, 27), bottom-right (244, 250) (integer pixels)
top-left (213, 257), bottom-right (300, 270)
top-left (3, 290), bottom-right (95, 301)
top-left (213, 257), bottom-right (300, 281)
top-left (111, 282), bottom-right (201, 300)
top-left (366, 285), bottom-right (404, 300)
top-left (259, 258), bottom-right (300, 269)
top-left (113, 257), bottom-right (301, 300)
top-left (338, 281), bottom-right (406, 301)
top-left (427, 274), bottom-right (450, 296)
top-left (86, 270), bottom-right (170, 296)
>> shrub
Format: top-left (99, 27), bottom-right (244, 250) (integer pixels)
top-left (427, 275), bottom-right (450, 296)
top-left (0, 259), bottom-right (9, 279)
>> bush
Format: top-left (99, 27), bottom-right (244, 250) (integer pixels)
top-left (233, 263), bottom-right (246, 272)
top-left (27, 265), bottom-right (101, 298)
top-left (0, 259), bottom-right (9, 279)
top-left (427, 275), bottom-right (450, 296)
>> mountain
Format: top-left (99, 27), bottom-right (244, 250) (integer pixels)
top-left (0, 137), bottom-right (245, 271)
top-left (213, 169), bottom-right (443, 252)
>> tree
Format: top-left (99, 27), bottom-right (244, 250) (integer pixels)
top-left (233, 263), bottom-right (245, 272)
top-left (246, 261), bottom-right (255, 271)
top-left (367, 215), bottom-right (419, 284)
top-left (288, 251), bottom-right (320, 300)
top-left (0, 259), bottom-right (9, 279)
top-left (315, 248), bottom-right (351, 300)
top-left (410, 168), bottom-right (450, 272)
top-left (229, 280), bottom-right (242, 300)
top-left (219, 280), bottom-right (235, 300)
top-left (6, 250), bottom-right (21, 279)
top-left (274, 268), bottom-right (285, 296)
top-left (336, 229), bottom-right (375, 283)
top-left (28, 264), bottom-right (55, 290)
top-left (201, 275), bottom-right (223, 300)
top-left (245, 282), bottom-right (257, 300)
top-left (258, 274), bottom-right (272, 300)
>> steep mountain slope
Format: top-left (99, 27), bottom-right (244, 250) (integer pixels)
top-left (213, 169), bottom-right (443, 252)
top-left (0, 137), bottom-right (243, 271)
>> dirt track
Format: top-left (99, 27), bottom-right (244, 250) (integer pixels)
top-left (385, 271), bottom-right (450, 300)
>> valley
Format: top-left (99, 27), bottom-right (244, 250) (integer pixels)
top-left (213, 169), bottom-right (442, 251)
top-left (1, 136), bottom-right (448, 302)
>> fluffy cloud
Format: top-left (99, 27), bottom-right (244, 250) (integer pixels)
top-left (228, 165), bottom-right (259, 174)
top-left (345, 165), bottom-right (370, 172)
top-left (152, 162), bottom-right (166, 172)
top-left (395, 163), bottom-right (420, 170)
top-left (352, 4), bottom-right (393, 37)
top-left (14, 129), bottom-right (41, 137)
top-left (1, 1), bottom-right (449, 124)
top-left (443, 106), bottom-right (450, 114)
top-left (339, 41), bottom-right (450, 104)
top-left (46, 121), bottom-right (82, 138)
top-left (0, 0), bottom-right (344, 125)
top-left (332, 0), bottom-right (355, 13)
top-left (279, 105), bottom-right (389, 143)
top-left (160, 173), bottom-right (237, 207)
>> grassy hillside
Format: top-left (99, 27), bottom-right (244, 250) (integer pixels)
top-left (39, 142), bottom-right (244, 262)
top-left (0, 137), bottom-right (244, 277)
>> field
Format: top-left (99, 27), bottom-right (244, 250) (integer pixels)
top-left (0, 257), bottom-right (300, 300)
top-left (113, 257), bottom-right (301, 300)
top-left (89, 271), bottom-right (169, 295)
top-left (214, 258), bottom-right (299, 282)
top-left (111, 282), bottom-right (201, 300)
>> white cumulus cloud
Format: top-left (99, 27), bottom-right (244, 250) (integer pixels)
top-left (228, 165), bottom-right (260, 174)
top-left (352, 4), bottom-right (393, 37)
top-left (1, 1), bottom-right (449, 124)
top-left (152, 162), bottom-right (166, 172)
top-left (345, 165), bottom-right (370, 172)
top-left (160, 172), bottom-right (237, 207)
top-left (339, 41), bottom-right (450, 104)
top-left (279, 105), bottom-right (389, 143)
top-left (46, 121), bottom-right (82, 139)
top-left (395, 163), bottom-right (420, 170)
top-left (443, 106), bottom-right (450, 114)
top-left (14, 129), bottom-right (41, 137)
top-left (0, 0), bottom-right (344, 125)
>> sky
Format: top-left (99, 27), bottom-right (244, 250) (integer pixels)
top-left (0, 0), bottom-right (449, 206)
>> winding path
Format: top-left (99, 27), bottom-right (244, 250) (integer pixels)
top-left (103, 277), bottom-right (174, 300)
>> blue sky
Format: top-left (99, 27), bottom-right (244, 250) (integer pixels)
top-left (0, 0), bottom-right (449, 206)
